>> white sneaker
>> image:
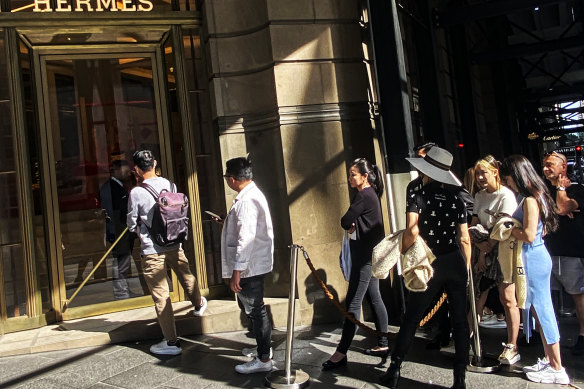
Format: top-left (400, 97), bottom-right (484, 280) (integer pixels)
top-left (235, 357), bottom-right (274, 374)
top-left (242, 347), bottom-right (273, 359)
top-left (498, 343), bottom-right (520, 365)
top-left (193, 297), bottom-right (207, 317)
top-left (150, 339), bottom-right (182, 355)
top-left (523, 357), bottom-right (550, 373)
top-left (478, 316), bottom-right (506, 329)
top-left (526, 365), bottom-right (570, 384)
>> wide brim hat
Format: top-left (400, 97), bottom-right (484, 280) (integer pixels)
top-left (405, 146), bottom-right (462, 186)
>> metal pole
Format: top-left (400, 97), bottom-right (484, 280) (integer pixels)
top-left (467, 266), bottom-right (482, 358)
top-left (467, 265), bottom-right (500, 373)
top-left (284, 244), bottom-right (298, 379)
top-left (63, 227), bottom-right (129, 311)
top-left (265, 244), bottom-right (309, 388)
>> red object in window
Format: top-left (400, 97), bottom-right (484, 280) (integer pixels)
top-left (457, 143), bottom-right (464, 148)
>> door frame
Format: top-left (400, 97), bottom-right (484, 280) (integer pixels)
top-left (31, 42), bottom-right (180, 321)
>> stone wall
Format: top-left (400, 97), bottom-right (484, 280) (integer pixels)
top-left (204, 0), bottom-right (382, 324)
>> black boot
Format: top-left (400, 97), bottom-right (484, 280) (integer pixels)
top-left (451, 366), bottom-right (466, 389)
top-left (379, 357), bottom-right (402, 388)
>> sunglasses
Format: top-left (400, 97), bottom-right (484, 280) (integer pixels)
top-left (543, 151), bottom-right (567, 164)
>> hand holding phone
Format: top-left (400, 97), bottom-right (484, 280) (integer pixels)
top-left (205, 210), bottom-right (223, 221)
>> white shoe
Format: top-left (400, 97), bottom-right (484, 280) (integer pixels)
top-left (242, 346), bottom-right (273, 359)
top-left (235, 357), bottom-right (274, 374)
top-left (526, 366), bottom-right (570, 384)
top-left (478, 316), bottom-right (506, 329)
top-left (193, 296), bottom-right (207, 317)
top-left (523, 357), bottom-right (550, 373)
top-left (150, 339), bottom-right (182, 355)
top-left (498, 343), bottom-right (520, 365)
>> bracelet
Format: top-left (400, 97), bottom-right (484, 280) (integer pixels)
top-left (557, 186), bottom-right (566, 191)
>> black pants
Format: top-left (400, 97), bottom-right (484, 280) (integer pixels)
top-left (392, 250), bottom-right (469, 369)
top-left (337, 262), bottom-right (389, 354)
top-left (237, 274), bottom-right (272, 360)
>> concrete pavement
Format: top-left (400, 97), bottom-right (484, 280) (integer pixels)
top-left (1, 318), bottom-right (582, 388)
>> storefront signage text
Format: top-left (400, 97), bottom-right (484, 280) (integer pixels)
top-left (33, 0), bottom-right (153, 12)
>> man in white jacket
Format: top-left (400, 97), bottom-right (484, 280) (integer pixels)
top-left (218, 157), bottom-right (274, 373)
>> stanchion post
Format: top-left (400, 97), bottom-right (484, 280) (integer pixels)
top-left (467, 266), bottom-right (500, 373)
top-left (265, 244), bottom-right (310, 388)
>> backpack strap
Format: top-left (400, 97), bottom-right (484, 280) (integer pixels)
top-left (140, 182), bottom-right (159, 201)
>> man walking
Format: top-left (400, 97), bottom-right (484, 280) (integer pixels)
top-left (542, 151), bottom-right (584, 355)
top-left (219, 157), bottom-right (274, 373)
top-left (127, 150), bottom-right (207, 356)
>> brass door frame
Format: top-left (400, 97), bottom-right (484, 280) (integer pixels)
top-left (31, 44), bottom-right (179, 321)
top-left (0, 18), bottom-right (217, 333)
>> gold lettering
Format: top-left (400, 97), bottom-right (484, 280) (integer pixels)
top-left (121, 0), bottom-right (137, 11)
top-left (96, 0), bottom-right (118, 11)
top-left (137, 0), bottom-right (153, 11)
top-left (33, 0), bottom-right (53, 12)
top-left (55, 0), bottom-right (72, 11)
top-left (74, 0), bottom-right (94, 11)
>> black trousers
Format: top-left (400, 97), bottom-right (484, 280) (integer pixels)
top-left (392, 250), bottom-right (470, 369)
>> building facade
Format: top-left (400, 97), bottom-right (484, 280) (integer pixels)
top-left (0, 0), bottom-right (389, 334)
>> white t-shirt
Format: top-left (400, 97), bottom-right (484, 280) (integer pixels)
top-left (473, 185), bottom-right (517, 229)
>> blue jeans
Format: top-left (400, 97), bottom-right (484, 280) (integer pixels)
top-left (337, 263), bottom-right (389, 354)
top-left (237, 274), bottom-right (272, 360)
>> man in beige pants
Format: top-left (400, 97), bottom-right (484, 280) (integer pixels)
top-left (127, 150), bottom-right (207, 355)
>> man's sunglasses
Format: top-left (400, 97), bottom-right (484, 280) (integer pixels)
top-left (543, 151), bottom-right (567, 164)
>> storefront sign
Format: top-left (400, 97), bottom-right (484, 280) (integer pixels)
top-left (33, 0), bottom-right (153, 12)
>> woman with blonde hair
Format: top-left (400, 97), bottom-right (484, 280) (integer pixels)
top-left (470, 155), bottom-right (520, 364)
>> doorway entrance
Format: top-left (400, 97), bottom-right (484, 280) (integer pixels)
top-left (23, 32), bottom-right (183, 320)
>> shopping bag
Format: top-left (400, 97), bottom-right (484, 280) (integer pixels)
top-left (339, 231), bottom-right (351, 281)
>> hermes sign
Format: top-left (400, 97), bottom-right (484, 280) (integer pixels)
top-left (33, 0), bottom-right (153, 12)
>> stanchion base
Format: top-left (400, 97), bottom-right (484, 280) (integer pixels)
top-left (467, 354), bottom-right (501, 373)
top-left (265, 369), bottom-right (310, 389)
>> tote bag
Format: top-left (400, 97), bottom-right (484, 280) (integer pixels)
top-left (339, 231), bottom-right (352, 281)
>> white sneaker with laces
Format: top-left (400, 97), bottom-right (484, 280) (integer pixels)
top-left (498, 343), bottom-right (520, 365)
top-left (150, 339), bottom-right (182, 355)
top-left (523, 357), bottom-right (549, 373)
top-left (242, 346), bottom-right (273, 359)
top-left (193, 296), bottom-right (207, 317)
top-left (235, 357), bottom-right (274, 374)
top-left (526, 365), bottom-right (570, 384)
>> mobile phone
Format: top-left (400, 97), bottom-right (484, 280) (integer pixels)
top-left (204, 210), bottom-right (223, 221)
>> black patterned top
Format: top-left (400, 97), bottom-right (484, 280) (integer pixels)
top-left (406, 181), bottom-right (467, 255)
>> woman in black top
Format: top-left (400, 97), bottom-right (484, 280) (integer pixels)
top-left (380, 147), bottom-right (471, 389)
top-left (322, 158), bottom-right (389, 370)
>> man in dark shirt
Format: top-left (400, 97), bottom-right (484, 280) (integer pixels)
top-left (542, 152), bottom-right (584, 356)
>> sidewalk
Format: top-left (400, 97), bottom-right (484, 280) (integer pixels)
top-left (0, 317), bottom-right (582, 388)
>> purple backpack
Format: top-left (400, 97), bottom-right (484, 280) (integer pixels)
top-left (140, 182), bottom-right (189, 247)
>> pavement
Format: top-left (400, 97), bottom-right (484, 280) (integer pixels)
top-left (0, 314), bottom-right (582, 389)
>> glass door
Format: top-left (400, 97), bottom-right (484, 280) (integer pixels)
top-left (37, 53), bottom-right (174, 317)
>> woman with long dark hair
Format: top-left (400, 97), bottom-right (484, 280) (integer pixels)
top-left (500, 155), bottom-right (569, 384)
top-left (322, 158), bottom-right (389, 370)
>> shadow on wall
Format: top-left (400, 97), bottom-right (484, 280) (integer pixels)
top-left (304, 268), bottom-right (342, 326)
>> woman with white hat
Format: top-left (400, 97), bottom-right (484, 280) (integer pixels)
top-left (380, 146), bottom-right (472, 389)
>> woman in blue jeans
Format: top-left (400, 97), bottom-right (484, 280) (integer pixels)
top-left (322, 158), bottom-right (389, 370)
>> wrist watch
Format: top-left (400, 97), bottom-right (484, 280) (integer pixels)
top-left (557, 186), bottom-right (566, 191)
